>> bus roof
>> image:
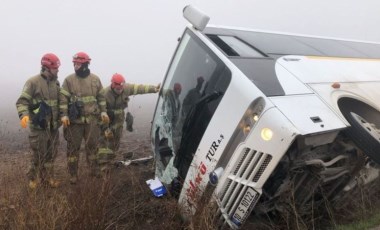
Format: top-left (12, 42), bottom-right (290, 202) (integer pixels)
top-left (204, 26), bottom-right (380, 59)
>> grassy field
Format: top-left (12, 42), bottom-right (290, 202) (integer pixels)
top-left (1, 115), bottom-right (380, 230)
top-left (0, 117), bottom-right (187, 230)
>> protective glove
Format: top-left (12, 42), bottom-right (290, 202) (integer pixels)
top-left (104, 128), bottom-right (114, 139)
top-left (61, 116), bottom-right (70, 128)
top-left (20, 115), bottom-right (29, 128)
top-left (101, 112), bottom-right (110, 124)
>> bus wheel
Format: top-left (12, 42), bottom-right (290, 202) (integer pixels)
top-left (343, 110), bottom-right (380, 164)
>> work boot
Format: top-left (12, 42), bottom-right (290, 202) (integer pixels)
top-left (48, 179), bottom-right (60, 188)
top-left (28, 180), bottom-right (38, 190)
top-left (90, 164), bottom-right (102, 178)
top-left (98, 165), bottom-right (112, 179)
top-left (69, 175), bottom-right (78, 185)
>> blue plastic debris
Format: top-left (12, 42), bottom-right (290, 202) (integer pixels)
top-left (146, 177), bottom-right (167, 197)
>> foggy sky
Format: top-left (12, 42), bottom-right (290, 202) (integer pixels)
top-left (1, 0), bottom-right (380, 125)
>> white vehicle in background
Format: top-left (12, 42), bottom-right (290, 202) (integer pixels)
top-left (150, 5), bottom-right (380, 229)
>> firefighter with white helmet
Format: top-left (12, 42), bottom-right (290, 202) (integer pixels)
top-left (60, 52), bottom-right (109, 183)
top-left (97, 73), bottom-right (159, 171)
top-left (16, 53), bottom-right (61, 189)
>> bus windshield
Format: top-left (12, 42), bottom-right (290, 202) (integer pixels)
top-left (152, 29), bottom-right (231, 184)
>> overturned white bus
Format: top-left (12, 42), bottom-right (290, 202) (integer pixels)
top-left (150, 5), bottom-right (380, 229)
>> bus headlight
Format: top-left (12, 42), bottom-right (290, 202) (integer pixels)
top-left (209, 167), bottom-right (224, 186)
top-left (242, 113), bottom-right (261, 136)
top-left (261, 128), bottom-right (273, 141)
top-left (252, 113), bottom-right (259, 122)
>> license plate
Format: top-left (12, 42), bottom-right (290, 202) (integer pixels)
top-left (231, 187), bottom-right (258, 226)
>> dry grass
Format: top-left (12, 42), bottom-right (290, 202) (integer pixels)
top-left (2, 117), bottom-right (380, 230)
top-left (0, 152), bottom-right (187, 230)
top-left (241, 178), bottom-right (380, 230)
top-left (0, 120), bottom-right (189, 230)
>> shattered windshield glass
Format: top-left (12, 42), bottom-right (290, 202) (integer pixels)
top-left (152, 29), bottom-right (231, 184)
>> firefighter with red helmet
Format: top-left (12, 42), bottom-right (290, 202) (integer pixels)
top-left (60, 52), bottom-right (109, 183)
top-left (97, 73), bottom-right (159, 171)
top-left (16, 53), bottom-right (61, 189)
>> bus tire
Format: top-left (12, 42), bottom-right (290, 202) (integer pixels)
top-left (343, 110), bottom-right (380, 164)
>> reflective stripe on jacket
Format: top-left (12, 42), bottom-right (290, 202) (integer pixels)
top-left (60, 73), bottom-right (106, 124)
top-left (102, 83), bottom-right (156, 129)
top-left (16, 74), bottom-right (60, 130)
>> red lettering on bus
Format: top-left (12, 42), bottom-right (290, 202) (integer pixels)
top-left (186, 162), bottom-right (208, 203)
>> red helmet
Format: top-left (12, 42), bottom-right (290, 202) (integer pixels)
top-left (41, 53), bottom-right (60, 69)
top-left (73, 52), bottom-right (91, 64)
top-left (111, 73), bottom-right (125, 89)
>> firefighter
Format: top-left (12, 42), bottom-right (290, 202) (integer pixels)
top-left (16, 53), bottom-right (61, 189)
top-left (182, 76), bottom-right (204, 117)
top-left (60, 52), bottom-right (109, 184)
top-left (162, 82), bottom-right (182, 127)
top-left (97, 73), bottom-right (159, 171)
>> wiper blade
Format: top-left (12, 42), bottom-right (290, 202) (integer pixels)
top-left (175, 90), bottom-right (224, 170)
top-left (182, 90), bottom-right (224, 135)
top-left (198, 90), bottom-right (224, 106)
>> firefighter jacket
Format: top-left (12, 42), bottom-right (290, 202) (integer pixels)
top-left (102, 83), bottom-right (157, 129)
top-left (60, 73), bottom-right (106, 124)
top-left (16, 74), bottom-right (60, 130)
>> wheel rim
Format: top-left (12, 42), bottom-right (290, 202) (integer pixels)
top-left (351, 112), bottom-right (380, 141)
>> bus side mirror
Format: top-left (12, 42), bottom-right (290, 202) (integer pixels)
top-left (183, 5), bottom-right (210, 31)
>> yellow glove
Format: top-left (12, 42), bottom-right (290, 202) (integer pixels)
top-left (104, 128), bottom-right (114, 139)
top-left (61, 116), bottom-right (70, 128)
top-left (20, 115), bottom-right (29, 128)
top-left (101, 112), bottom-right (110, 124)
